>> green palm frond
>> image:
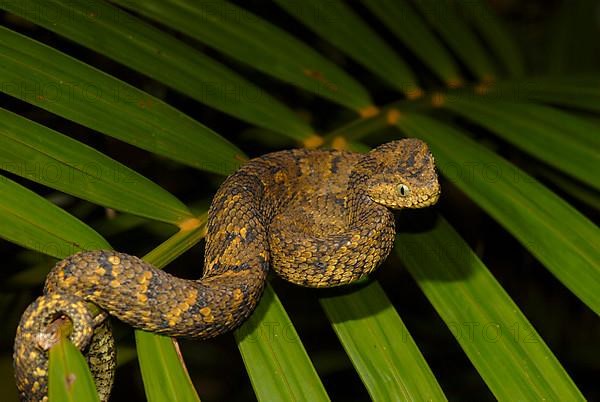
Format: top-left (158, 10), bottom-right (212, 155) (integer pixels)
top-left (1, 0), bottom-right (598, 401)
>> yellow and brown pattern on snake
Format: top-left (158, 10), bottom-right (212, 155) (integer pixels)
top-left (14, 139), bottom-right (440, 401)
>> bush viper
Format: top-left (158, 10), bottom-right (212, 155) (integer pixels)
top-left (14, 138), bottom-right (440, 401)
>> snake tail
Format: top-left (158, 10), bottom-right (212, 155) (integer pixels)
top-left (13, 293), bottom-right (96, 402)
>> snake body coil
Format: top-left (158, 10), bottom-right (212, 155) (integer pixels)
top-left (14, 139), bottom-right (440, 401)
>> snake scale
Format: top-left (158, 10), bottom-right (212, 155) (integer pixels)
top-left (14, 139), bottom-right (440, 401)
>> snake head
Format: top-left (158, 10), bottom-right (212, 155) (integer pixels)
top-left (363, 138), bottom-right (440, 209)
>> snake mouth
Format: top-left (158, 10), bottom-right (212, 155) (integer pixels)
top-left (369, 188), bottom-right (441, 209)
top-left (412, 199), bottom-right (437, 208)
top-left (409, 191), bottom-right (440, 208)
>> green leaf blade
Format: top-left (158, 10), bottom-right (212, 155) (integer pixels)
top-left (0, 108), bottom-right (194, 224)
top-left (443, 97), bottom-right (600, 190)
top-left (49, 337), bottom-right (100, 402)
top-left (455, 0), bottom-right (525, 77)
top-left (1, 0), bottom-right (314, 141)
top-left (135, 332), bottom-right (200, 402)
top-left (394, 114), bottom-right (600, 314)
top-left (235, 285), bottom-right (330, 402)
top-left (545, 0), bottom-right (598, 74)
top-left (411, 0), bottom-right (496, 81)
top-left (0, 175), bottom-right (109, 258)
top-left (486, 75), bottom-right (600, 112)
top-left (320, 281), bottom-right (447, 401)
top-left (274, 0), bottom-right (420, 95)
top-left (537, 168), bottom-right (600, 211)
top-left (0, 26), bottom-right (245, 175)
top-left (111, 0), bottom-right (373, 112)
top-left (396, 216), bottom-right (585, 401)
top-left (363, 0), bottom-right (463, 86)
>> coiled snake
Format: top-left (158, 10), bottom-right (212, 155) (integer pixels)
top-left (14, 139), bottom-right (440, 401)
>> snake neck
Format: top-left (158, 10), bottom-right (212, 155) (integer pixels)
top-left (346, 152), bottom-right (381, 225)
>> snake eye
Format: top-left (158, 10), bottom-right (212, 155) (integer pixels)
top-left (398, 184), bottom-right (410, 197)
